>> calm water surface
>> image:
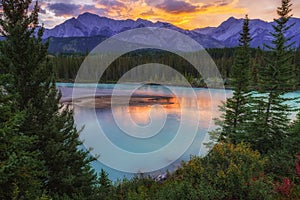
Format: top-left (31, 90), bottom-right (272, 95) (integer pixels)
top-left (57, 83), bottom-right (300, 180)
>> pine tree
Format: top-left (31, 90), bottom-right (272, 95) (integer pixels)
top-left (96, 169), bottom-right (115, 199)
top-left (0, 0), bottom-right (96, 198)
top-left (294, 47), bottom-right (300, 86)
top-left (0, 74), bottom-right (44, 199)
top-left (267, 112), bottom-right (300, 179)
top-left (248, 0), bottom-right (297, 154)
top-left (99, 169), bottom-right (112, 189)
top-left (219, 15), bottom-right (252, 143)
top-left (251, 47), bottom-right (263, 88)
top-left (286, 113), bottom-right (300, 171)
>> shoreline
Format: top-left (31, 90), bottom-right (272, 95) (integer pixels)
top-left (62, 95), bottom-right (175, 109)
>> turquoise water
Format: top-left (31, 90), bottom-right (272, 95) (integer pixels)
top-left (57, 83), bottom-right (300, 180)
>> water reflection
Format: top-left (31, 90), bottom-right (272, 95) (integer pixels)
top-left (58, 83), bottom-right (300, 180)
top-left (60, 84), bottom-right (230, 180)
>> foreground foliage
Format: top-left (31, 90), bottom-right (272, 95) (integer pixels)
top-left (91, 142), bottom-right (300, 200)
top-left (0, 0), bottom-right (96, 199)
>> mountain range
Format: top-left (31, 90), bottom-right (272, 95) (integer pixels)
top-left (43, 12), bottom-right (300, 53)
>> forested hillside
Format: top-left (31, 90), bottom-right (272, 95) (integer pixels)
top-left (51, 47), bottom-right (300, 88)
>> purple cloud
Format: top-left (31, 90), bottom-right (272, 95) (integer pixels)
top-left (156, 0), bottom-right (198, 14)
top-left (28, 1), bottom-right (47, 14)
top-left (144, 0), bottom-right (165, 7)
top-left (47, 3), bottom-right (81, 16)
top-left (214, 0), bottom-right (231, 6)
top-left (93, 0), bottom-right (126, 8)
top-left (81, 5), bottom-right (106, 15)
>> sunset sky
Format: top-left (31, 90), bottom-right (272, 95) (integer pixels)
top-left (37, 0), bottom-right (300, 30)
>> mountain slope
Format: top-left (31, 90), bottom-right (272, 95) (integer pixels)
top-left (195, 17), bottom-right (300, 48)
top-left (43, 12), bottom-right (224, 51)
top-left (43, 12), bottom-right (184, 38)
top-left (43, 13), bottom-right (300, 53)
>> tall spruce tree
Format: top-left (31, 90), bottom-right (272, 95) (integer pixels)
top-left (266, 111), bottom-right (300, 179)
top-left (0, 73), bottom-right (45, 199)
top-left (0, 0), bottom-right (96, 198)
top-left (248, 0), bottom-right (297, 154)
top-left (219, 15), bottom-right (252, 143)
top-left (95, 169), bottom-right (115, 199)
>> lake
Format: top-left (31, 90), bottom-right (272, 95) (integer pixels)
top-left (57, 83), bottom-right (300, 181)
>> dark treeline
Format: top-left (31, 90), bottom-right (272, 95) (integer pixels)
top-left (51, 47), bottom-right (300, 88)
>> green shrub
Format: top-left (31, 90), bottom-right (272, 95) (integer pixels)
top-left (173, 142), bottom-right (275, 199)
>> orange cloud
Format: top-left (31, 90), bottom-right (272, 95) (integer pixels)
top-left (41, 0), bottom-right (300, 30)
top-left (91, 0), bottom-right (246, 29)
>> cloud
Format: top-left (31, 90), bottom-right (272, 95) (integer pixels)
top-left (93, 0), bottom-right (126, 8)
top-left (81, 4), bottom-right (106, 15)
top-left (38, 0), bottom-right (300, 31)
top-left (156, 0), bottom-right (198, 14)
top-left (236, 0), bottom-right (300, 22)
top-left (140, 9), bottom-right (155, 16)
top-left (39, 8), bottom-right (47, 14)
top-left (26, 1), bottom-right (47, 14)
top-left (47, 3), bottom-right (81, 17)
top-left (144, 0), bottom-right (165, 7)
top-left (214, 0), bottom-right (231, 6)
top-left (92, 0), bottom-right (129, 17)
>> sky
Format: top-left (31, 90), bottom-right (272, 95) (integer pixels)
top-left (34, 0), bottom-right (300, 30)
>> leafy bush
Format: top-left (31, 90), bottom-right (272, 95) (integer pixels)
top-left (172, 142), bottom-right (275, 199)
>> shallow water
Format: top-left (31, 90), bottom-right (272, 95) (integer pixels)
top-left (57, 83), bottom-right (300, 181)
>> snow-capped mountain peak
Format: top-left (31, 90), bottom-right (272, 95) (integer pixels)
top-left (43, 13), bottom-right (300, 52)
